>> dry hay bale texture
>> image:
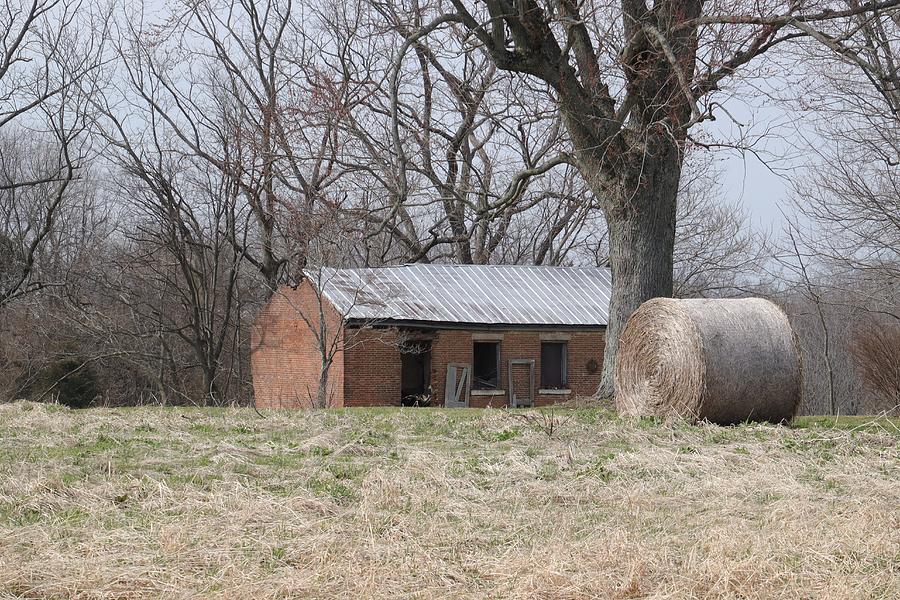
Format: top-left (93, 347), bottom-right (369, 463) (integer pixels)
top-left (615, 298), bottom-right (802, 424)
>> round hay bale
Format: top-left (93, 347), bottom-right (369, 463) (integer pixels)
top-left (615, 297), bottom-right (802, 424)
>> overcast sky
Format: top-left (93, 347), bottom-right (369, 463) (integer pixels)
top-left (701, 80), bottom-right (822, 238)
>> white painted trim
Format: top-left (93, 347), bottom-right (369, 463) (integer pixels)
top-left (538, 389), bottom-right (572, 395)
top-left (471, 389), bottom-right (505, 396)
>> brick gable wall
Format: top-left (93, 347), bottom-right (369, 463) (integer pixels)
top-left (251, 283), bottom-right (345, 408)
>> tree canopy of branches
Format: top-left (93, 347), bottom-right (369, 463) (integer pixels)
top-left (790, 3), bottom-right (899, 315)
top-left (0, 0), bottom-right (102, 306)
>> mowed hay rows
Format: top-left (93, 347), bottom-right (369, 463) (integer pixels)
top-left (616, 298), bottom-right (803, 424)
top-left (0, 402), bottom-right (898, 599)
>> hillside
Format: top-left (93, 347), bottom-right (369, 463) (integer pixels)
top-left (1, 402), bottom-right (898, 599)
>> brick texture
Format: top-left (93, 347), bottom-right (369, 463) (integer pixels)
top-left (250, 283), bottom-right (345, 408)
top-left (342, 328), bottom-right (403, 407)
top-left (429, 330), bottom-right (471, 406)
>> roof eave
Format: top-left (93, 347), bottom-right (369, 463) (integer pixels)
top-left (343, 318), bottom-right (607, 331)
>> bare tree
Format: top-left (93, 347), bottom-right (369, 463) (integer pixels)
top-left (788, 228), bottom-right (837, 414)
top-left (354, 2), bottom-right (577, 264)
top-left (788, 1), bottom-right (899, 310)
top-left (0, 134), bottom-right (78, 304)
top-left (849, 324), bottom-right (900, 411)
top-left (583, 152), bottom-right (769, 296)
top-left (0, 0), bottom-right (102, 306)
top-left (777, 2), bottom-right (900, 415)
top-left (672, 157), bottom-right (769, 297)
top-left (98, 0), bottom-right (379, 293)
top-left (109, 153), bottom-right (246, 405)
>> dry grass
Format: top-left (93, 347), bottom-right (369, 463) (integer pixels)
top-left (1, 402), bottom-right (898, 599)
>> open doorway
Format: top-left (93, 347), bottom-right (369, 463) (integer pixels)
top-left (473, 341), bottom-right (500, 389)
top-left (401, 341), bottom-right (432, 406)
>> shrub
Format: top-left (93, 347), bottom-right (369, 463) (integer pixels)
top-left (41, 358), bottom-right (100, 409)
top-left (849, 324), bottom-right (900, 412)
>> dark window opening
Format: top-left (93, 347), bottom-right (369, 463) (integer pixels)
top-left (541, 342), bottom-right (567, 389)
top-left (401, 342), bottom-right (431, 406)
top-left (473, 341), bottom-right (500, 389)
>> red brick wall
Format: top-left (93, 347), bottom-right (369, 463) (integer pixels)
top-left (342, 328), bottom-right (402, 407)
top-left (430, 330), bottom-right (471, 406)
top-left (562, 331), bottom-right (606, 403)
top-left (341, 327), bottom-right (605, 408)
top-left (435, 330), bottom-right (605, 408)
top-left (250, 283), bottom-right (345, 408)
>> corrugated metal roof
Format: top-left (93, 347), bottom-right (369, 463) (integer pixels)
top-left (307, 264), bottom-right (611, 327)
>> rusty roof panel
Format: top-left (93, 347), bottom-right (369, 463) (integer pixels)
top-left (308, 264), bottom-right (611, 327)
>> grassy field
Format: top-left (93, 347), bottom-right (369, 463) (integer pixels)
top-left (0, 402), bottom-right (898, 599)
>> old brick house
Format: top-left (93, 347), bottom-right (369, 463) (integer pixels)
top-left (251, 265), bottom-right (611, 409)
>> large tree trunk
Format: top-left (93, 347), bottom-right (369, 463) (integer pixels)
top-left (595, 145), bottom-right (682, 398)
